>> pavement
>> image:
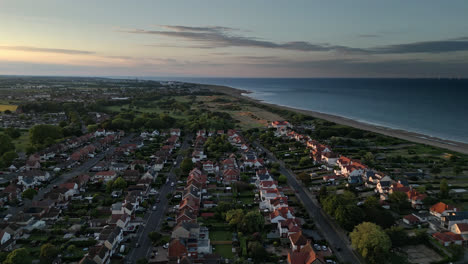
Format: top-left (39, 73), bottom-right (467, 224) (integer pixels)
top-left (254, 141), bottom-right (362, 264)
top-left (7, 134), bottom-right (134, 215)
top-left (125, 134), bottom-right (191, 263)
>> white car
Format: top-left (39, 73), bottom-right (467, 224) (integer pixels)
top-left (322, 245), bottom-right (327, 251)
top-left (163, 243), bottom-right (169, 249)
top-left (152, 205), bottom-right (157, 211)
top-left (170, 182), bottom-right (175, 187)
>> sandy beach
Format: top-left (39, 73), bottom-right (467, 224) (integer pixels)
top-left (205, 84), bottom-right (468, 155)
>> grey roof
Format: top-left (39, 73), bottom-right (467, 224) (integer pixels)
top-left (445, 211), bottom-right (468, 221)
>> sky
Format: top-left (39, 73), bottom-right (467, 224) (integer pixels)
top-left (1, 0), bottom-right (468, 78)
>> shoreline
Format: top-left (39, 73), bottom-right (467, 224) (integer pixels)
top-left (204, 84), bottom-right (468, 155)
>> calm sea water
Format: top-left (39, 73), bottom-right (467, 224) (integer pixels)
top-left (146, 77), bottom-right (468, 144)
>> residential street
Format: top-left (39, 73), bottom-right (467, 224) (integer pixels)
top-left (254, 141), bottom-right (362, 264)
top-left (7, 134), bottom-right (134, 215)
top-left (125, 134), bottom-right (191, 263)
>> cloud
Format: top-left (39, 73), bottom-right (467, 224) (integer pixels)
top-left (370, 38), bottom-right (468, 54)
top-left (0, 45), bottom-right (95, 55)
top-left (122, 25), bottom-right (365, 53)
top-left (358, 34), bottom-right (380, 38)
top-left (125, 25), bottom-right (468, 56)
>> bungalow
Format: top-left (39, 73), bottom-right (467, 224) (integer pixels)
top-left (403, 214), bottom-right (421, 226)
top-left (430, 202), bottom-right (457, 219)
top-left (432, 232), bottom-right (464, 246)
top-left (93, 171), bottom-right (117, 182)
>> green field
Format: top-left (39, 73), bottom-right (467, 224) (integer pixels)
top-left (212, 244), bottom-right (234, 258)
top-left (209, 230), bottom-right (232, 241)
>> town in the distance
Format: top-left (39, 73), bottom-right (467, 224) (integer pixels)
top-left (0, 76), bottom-right (467, 264)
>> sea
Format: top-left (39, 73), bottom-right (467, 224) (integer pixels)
top-left (143, 77), bottom-right (468, 144)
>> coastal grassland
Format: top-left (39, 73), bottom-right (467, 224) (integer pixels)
top-left (103, 96), bottom-right (192, 119)
top-left (194, 95), bottom-right (284, 129)
top-left (0, 104), bottom-right (18, 112)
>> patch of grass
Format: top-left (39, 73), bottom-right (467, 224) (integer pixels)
top-left (210, 230), bottom-right (232, 241)
top-left (213, 244), bottom-right (234, 259)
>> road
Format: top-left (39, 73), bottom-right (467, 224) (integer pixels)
top-left (125, 134), bottom-right (191, 263)
top-left (7, 134), bottom-right (134, 215)
top-left (254, 141), bottom-right (362, 264)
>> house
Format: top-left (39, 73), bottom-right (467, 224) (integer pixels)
top-left (430, 202), bottom-right (457, 219)
top-left (122, 170), bottom-right (140, 183)
top-left (172, 222), bottom-right (200, 239)
top-left (287, 241), bottom-right (323, 264)
top-left (3, 184), bottom-right (21, 201)
top-left (177, 209), bottom-right (197, 224)
top-left (403, 214), bottom-right (421, 226)
top-left (441, 211), bottom-right (468, 229)
top-left (432, 232), bottom-right (464, 246)
top-left (91, 161), bottom-right (108, 172)
top-left (168, 239), bottom-right (188, 261)
top-left (25, 159), bottom-right (41, 171)
top-left (0, 229), bottom-right (13, 251)
top-left (406, 189), bottom-right (427, 209)
top-left (99, 226), bottom-right (123, 256)
top-left (222, 169), bottom-right (240, 184)
top-left (289, 231), bottom-right (308, 252)
top-left (93, 171), bottom-right (117, 182)
top-left (376, 176), bottom-right (392, 194)
top-left (278, 218), bottom-right (301, 238)
top-left (271, 121), bottom-right (292, 129)
top-left (270, 207), bottom-right (295, 224)
top-left (170, 128), bottom-right (181, 136)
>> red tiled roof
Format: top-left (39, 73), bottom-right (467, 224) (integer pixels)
top-left (430, 202), bottom-right (456, 214)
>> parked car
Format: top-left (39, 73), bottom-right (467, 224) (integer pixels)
top-left (152, 205), bottom-right (157, 211)
top-left (162, 243), bottom-right (169, 249)
top-left (322, 245), bottom-right (327, 251)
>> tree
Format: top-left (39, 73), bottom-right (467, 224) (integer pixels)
top-left (453, 166), bottom-right (463, 175)
top-left (385, 226), bottom-right (408, 247)
top-left (241, 211), bottom-right (264, 233)
top-left (4, 248), bottom-right (29, 264)
top-left (248, 241), bottom-right (268, 263)
top-left (1, 151), bottom-right (18, 167)
top-left (299, 156), bottom-right (310, 167)
top-left (334, 205), bottom-right (364, 231)
top-left (430, 166), bottom-right (442, 176)
top-left (389, 191), bottom-right (409, 212)
top-left (29, 124), bottom-right (62, 145)
top-left (113, 177), bottom-right (127, 190)
top-left (40, 243), bottom-right (58, 262)
top-left (297, 172), bottom-right (311, 185)
top-left (22, 188), bottom-right (37, 200)
top-left (4, 128), bottom-right (21, 139)
top-left (136, 258), bottom-right (148, 264)
top-left (148, 231), bottom-right (162, 244)
top-left (363, 196), bottom-right (379, 209)
top-left (350, 222), bottom-right (391, 264)
top-left (0, 134), bottom-right (15, 156)
top-left (363, 152), bottom-right (374, 166)
top-left (180, 158), bottom-right (193, 174)
top-left (440, 179), bottom-right (449, 198)
top-left (278, 174), bottom-right (287, 184)
top-left (226, 209), bottom-right (244, 230)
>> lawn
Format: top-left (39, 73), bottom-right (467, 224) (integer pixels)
top-left (210, 230), bottom-right (232, 241)
top-left (213, 244), bottom-right (234, 259)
